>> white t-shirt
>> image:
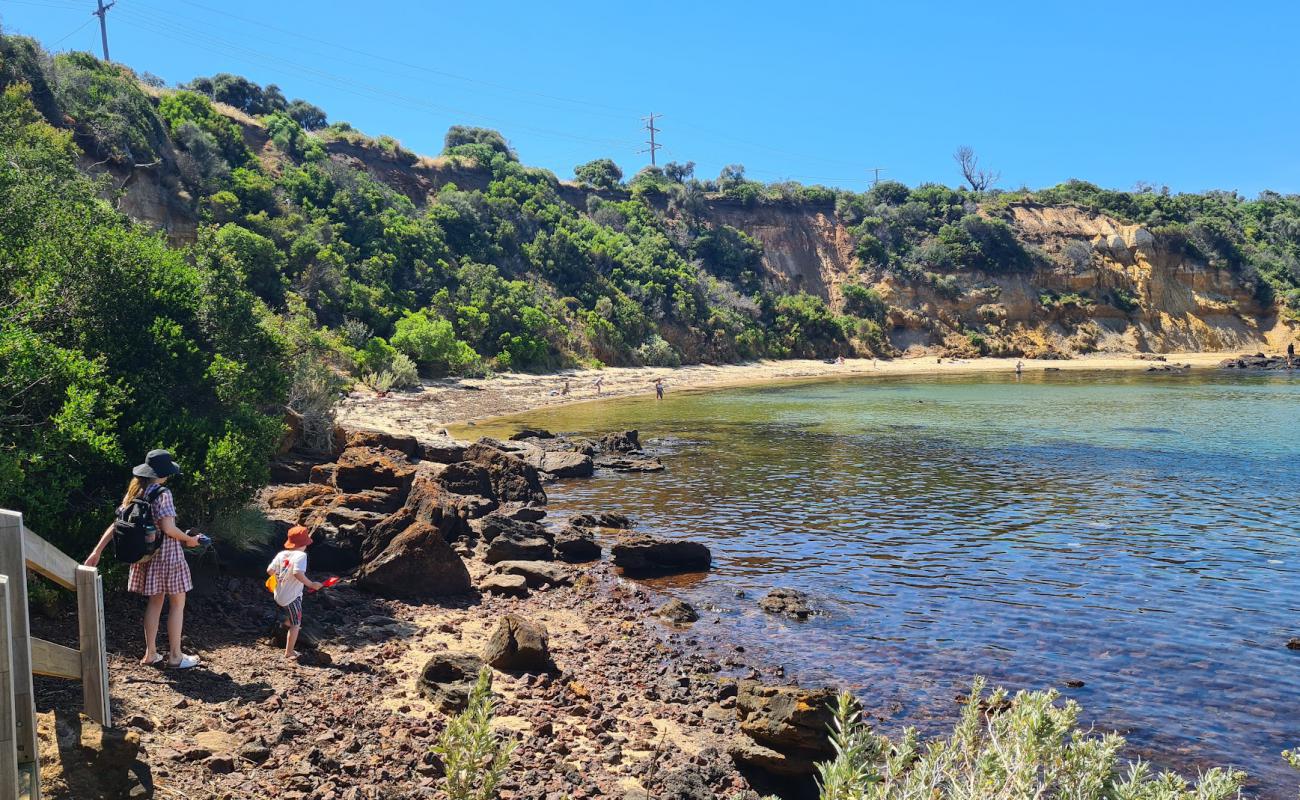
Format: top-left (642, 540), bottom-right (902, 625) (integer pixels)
top-left (268, 549), bottom-right (308, 607)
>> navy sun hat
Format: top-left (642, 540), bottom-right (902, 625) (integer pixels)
top-left (132, 449), bottom-right (181, 479)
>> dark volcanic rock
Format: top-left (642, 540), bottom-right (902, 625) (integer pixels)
top-left (354, 520), bottom-right (472, 598)
top-left (759, 588), bottom-right (814, 620)
top-left (417, 436), bottom-right (467, 464)
top-left (333, 446), bottom-right (416, 492)
top-left (484, 530), bottom-right (554, 563)
top-left (1219, 353), bottom-right (1297, 370)
top-left (482, 614), bottom-right (551, 672)
top-left (343, 427), bottom-right (419, 456)
top-left (656, 598), bottom-right (699, 624)
top-left (493, 560), bottom-right (574, 588)
top-left (600, 430), bottom-right (641, 452)
top-left (495, 503), bottom-right (547, 523)
top-left (611, 534), bottom-right (711, 575)
top-left (732, 681), bottom-right (845, 776)
top-left (472, 514), bottom-right (548, 543)
top-left (479, 573), bottom-right (529, 598)
top-left (418, 652), bottom-right (484, 712)
top-left (510, 428), bottom-right (555, 440)
top-left (594, 455), bottom-right (665, 473)
top-left (464, 441), bottom-right (547, 505)
top-left (569, 512), bottom-right (632, 529)
top-left (535, 450), bottom-right (594, 479)
top-left (553, 526), bottom-right (602, 563)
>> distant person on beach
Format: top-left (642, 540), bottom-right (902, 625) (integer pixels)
top-left (593, 376), bottom-right (606, 395)
top-left (1015, 360), bottom-right (1023, 375)
top-left (85, 449), bottom-right (203, 669)
top-left (561, 379), bottom-right (570, 396)
top-left (1289, 342), bottom-right (1295, 366)
top-left (836, 355), bottom-right (845, 365)
top-left (652, 377), bottom-right (665, 400)
top-left (267, 525), bottom-right (322, 662)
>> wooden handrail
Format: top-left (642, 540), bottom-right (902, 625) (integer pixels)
top-left (21, 527), bottom-right (77, 591)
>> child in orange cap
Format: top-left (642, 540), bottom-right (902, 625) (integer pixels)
top-left (267, 525), bottom-right (322, 661)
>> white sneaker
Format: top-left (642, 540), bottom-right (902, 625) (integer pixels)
top-left (169, 654), bottom-right (200, 669)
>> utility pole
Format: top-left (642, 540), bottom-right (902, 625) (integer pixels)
top-left (93, 0), bottom-right (116, 62)
top-left (867, 167), bottom-right (885, 187)
top-left (640, 113), bottom-right (662, 167)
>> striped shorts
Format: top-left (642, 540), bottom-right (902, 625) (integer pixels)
top-left (281, 597), bottom-right (303, 628)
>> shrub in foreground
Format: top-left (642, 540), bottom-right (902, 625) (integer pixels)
top-left (816, 677), bottom-right (1247, 800)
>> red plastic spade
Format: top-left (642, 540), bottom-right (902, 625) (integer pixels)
top-left (310, 576), bottom-right (341, 592)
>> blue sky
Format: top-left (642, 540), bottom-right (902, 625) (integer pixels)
top-left (4, 0), bottom-right (1298, 195)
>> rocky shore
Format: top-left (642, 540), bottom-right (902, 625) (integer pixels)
top-left (1218, 352), bottom-right (1298, 371)
top-left (32, 421), bottom-right (842, 799)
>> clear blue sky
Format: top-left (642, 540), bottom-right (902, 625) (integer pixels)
top-left (4, 0), bottom-right (1298, 195)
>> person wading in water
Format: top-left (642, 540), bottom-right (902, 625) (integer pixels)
top-left (86, 449), bottom-right (203, 668)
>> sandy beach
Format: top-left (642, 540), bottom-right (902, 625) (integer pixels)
top-left (339, 352), bottom-right (1243, 439)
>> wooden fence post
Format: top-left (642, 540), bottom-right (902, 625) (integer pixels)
top-left (0, 511), bottom-right (37, 778)
top-left (75, 567), bottom-right (110, 727)
top-left (0, 574), bottom-right (20, 799)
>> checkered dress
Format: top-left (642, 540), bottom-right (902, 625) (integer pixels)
top-left (126, 487), bottom-right (193, 596)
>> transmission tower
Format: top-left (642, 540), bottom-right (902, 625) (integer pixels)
top-left (867, 167), bottom-right (886, 187)
top-left (640, 113), bottom-right (662, 166)
top-left (93, 0), bottom-right (116, 61)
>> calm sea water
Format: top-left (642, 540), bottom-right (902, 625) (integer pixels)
top-left (481, 370), bottom-right (1300, 795)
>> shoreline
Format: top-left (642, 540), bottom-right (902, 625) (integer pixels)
top-left (339, 351), bottom-right (1244, 438)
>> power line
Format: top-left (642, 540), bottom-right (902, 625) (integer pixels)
top-left (640, 112), bottom-right (662, 167)
top-left (867, 167), bottom-right (886, 186)
top-left (91, 0), bottom-right (114, 61)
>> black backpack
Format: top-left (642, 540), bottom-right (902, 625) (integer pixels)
top-left (113, 484), bottom-right (163, 564)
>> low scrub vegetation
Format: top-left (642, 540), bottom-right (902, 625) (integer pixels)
top-left (815, 678), bottom-right (1249, 800)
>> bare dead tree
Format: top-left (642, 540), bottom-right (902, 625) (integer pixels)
top-left (954, 145), bottom-right (999, 192)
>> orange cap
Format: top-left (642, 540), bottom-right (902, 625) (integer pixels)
top-left (284, 525), bottom-right (312, 549)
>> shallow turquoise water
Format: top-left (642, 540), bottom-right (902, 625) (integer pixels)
top-left (497, 370), bottom-right (1300, 795)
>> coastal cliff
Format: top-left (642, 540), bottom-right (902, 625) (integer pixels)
top-left (102, 112), bottom-right (1291, 358)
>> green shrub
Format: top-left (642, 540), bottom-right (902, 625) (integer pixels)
top-left (574, 157), bottom-right (623, 189)
top-left (636, 334), bottom-right (681, 367)
top-left (433, 667), bottom-right (516, 800)
top-left (391, 310), bottom-right (479, 376)
top-left (158, 89), bottom-right (254, 168)
top-left (815, 678), bottom-right (1246, 800)
top-left (842, 284), bottom-right (887, 322)
top-left (51, 52), bottom-right (168, 165)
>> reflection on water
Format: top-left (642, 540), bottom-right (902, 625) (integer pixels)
top-left (490, 370), bottom-right (1300, 796)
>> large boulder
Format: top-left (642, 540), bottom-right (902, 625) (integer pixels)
top-left (472, 515), bottom-right (547, 543)
top-left (262, 483), bottom-right (335, 509)
top-left (494, 560), bottom-right (574, 588)
top-left (354, 520), bottom-right (472, 598)
top-left (481, 614), bottom-right (551, 672)
top-left (731, 682), bottom-right (844, 776)
top-left (363, 468), bottom-right (492, 560)
top-left (344, 427), bottom-right (419, 457)
top-left (418, 652), bottom-right (484, 712)
top-left (611, 534), bottom-right (711, 575)
top-left (600, 430), bottom-right (641, 452)
top-left (463, 441), bottom-right (547, 505)
top-left (484, 529), bottom-right (554, 563)
top-left (759, 588), bottom-right (814, 620)
top-left (333, 446), bottom-right (416, 492)
top-left (553, 526), bottom-right (602, 563)
top-left (537, 450), bottom-right (594, 479)
top-left (417, 436), bottom-right (467, 464)
top-left (479, 573), bottom-right (529, 598)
